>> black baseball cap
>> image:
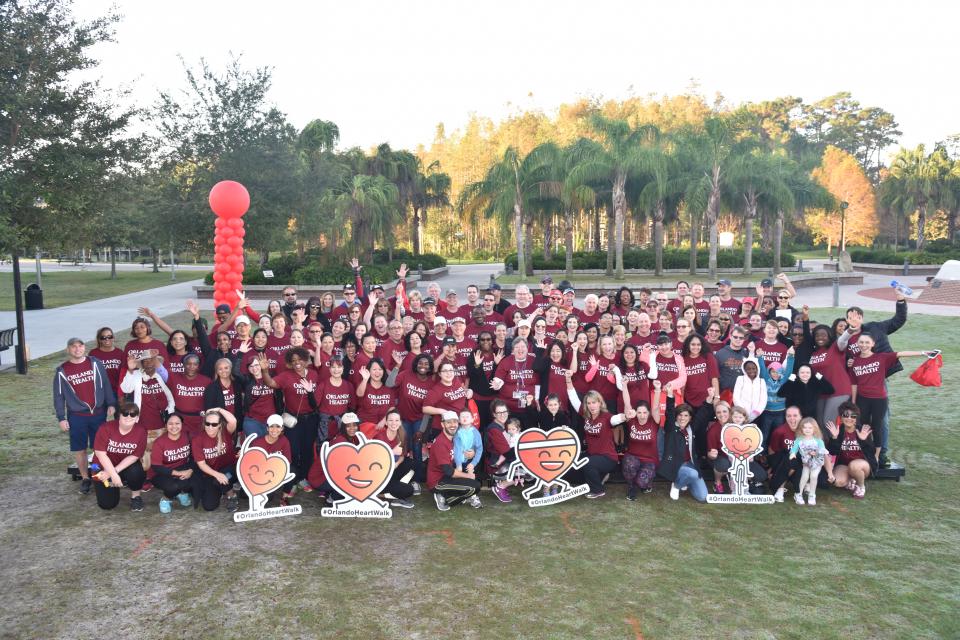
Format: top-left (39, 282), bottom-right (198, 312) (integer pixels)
top-left (423, 297), bottom-right (437, 306)
top-left (343, 283), bottom-right (356, 292)
top-left (442, 336), bottom-right (456, 346)
top-left (761, 278), bottom-right (774, 287)
top-left (371, 284), bottom-right (384, 292)
top-left (716, 279), bottom-right (732, 286)
top-left (215, 303), bottom-right (230, 314)
top-left (540, 276), bottom-right (553, 284)
top-left (487, 283), bottom-right (502, 291)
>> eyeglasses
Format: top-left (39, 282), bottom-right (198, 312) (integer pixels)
top-left (309, 330), bottom-right (323, 334)
top-left (440, 368), bottom-right (455, 374)
top-left (707, 328), bottom-right (721, 333)
top-left (120, 411), bottom-right (138, 417)
top-left (204, 421), bottom-right (221, 427)
top-left (730, 335), bottom-right (745, 340)
top-left (99, 335), bottom-right (114, 340)
top-left (676, 324), bottom-right (689, 329)
top-left (494, 409), bottom-right (509, 415)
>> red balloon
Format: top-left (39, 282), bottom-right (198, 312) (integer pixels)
top-left (236, 227), bottom-right (246, 238)
top-left (227, 236), bottom-right (242, 248)
top-left (214, 217), bottom-right (227, 228)
top-left (209, 181), bottom-right (250, 219)
top-left (228, 218), bottom-right (244, 229)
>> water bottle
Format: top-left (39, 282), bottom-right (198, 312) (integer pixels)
top-left (89, 461), bottom-right (108, 486)
top-left (890, 280), bottom-right (914, 297)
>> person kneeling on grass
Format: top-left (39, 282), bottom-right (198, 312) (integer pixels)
top-left (192, 407), bottom-right (240, 512)
top-left (656, 381), bottom-right (708, 503)
top-left (427, 411), bottom-right (481, 511)
top-left (825, 402), bottom-right (876, 500)
top-left (92, 402), bottom-right (147, 512)
top-left (150, 413), bottom-right (194, 513)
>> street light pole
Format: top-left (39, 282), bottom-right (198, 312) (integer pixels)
top-left (839, 201), bottom-right (849, 253)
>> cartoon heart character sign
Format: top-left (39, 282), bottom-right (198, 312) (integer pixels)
top-left (719, 423), bottom-right (764, 496)
top-left (236, 434), bottom-right (296, 512)
top-left (507, 426), bottom-right (588, 501)
top-left (320, 432), bottom-right (394, 508)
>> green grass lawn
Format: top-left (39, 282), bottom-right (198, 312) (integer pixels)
top-left (0, 309), bottom-right (956, 639)
top-left (0, 270), bottom-right (198, 310)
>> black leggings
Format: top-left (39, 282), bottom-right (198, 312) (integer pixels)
top-left (199, 469), bottom-right (235, 511)
top-left (690, 402), bottom-right (716, 459)
top-left (384, 458), bottom-right (415, 499)
top-left (582, 455), bottom-right (618, 493)
top-left (95, 462), bottom-right (146, 510)
top-left (153, 469), bottom-right (193, 499)
top-left (287, 413), bottom-right (319, 484)
top-left (855, 396), bottom-right (887, 447)
top-left (434, 477), bottom-right (481, 506)
top-left (768, 451), bottom-right (802, 491)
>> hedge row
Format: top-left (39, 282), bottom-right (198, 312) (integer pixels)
top-left (847, 249), bottom-right (957, 265)
top-left (504, 248), bottom-right (797, 271)
top-left (203, 249), bottom-right (446, 286)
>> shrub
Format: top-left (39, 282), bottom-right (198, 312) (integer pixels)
top-left (203, 252), bottom-right (446, 286)
top-left (504, 248), bottom-right (797, 271)
top-left (847, 249), bottom-right (957, 265)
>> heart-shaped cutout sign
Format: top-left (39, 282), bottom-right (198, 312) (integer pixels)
top-left (321, 433), bottom-right (394, 503)
top-left (516, 426), bottom-right (582, 483)
top-left (720, 423), bottom-right (764, 459)
top-left (237, 437), bottom-right (295, 498)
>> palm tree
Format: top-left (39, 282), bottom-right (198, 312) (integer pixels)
top-left (882, 145), bottom-right (944, 251)
top-left (567, 115), bottom-right (660, 279)
top-left (726, 150), bottom-right (794, 274)
top-left (327, 174), bottom-right (401, 263)
top-left (410, 160), bottom-right (451, 255)
top-left (459, 144), bottom-right (555, 279)
top-left (636, 137), bottom-right (680, 276)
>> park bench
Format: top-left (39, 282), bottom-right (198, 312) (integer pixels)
top-left (0, 328), bottom-right (15, 365)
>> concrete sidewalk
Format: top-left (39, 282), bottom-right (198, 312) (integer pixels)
top-left (0, 279), bottom-right (203, 365)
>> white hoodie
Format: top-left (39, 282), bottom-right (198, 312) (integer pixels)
top-left (732, 357), bottom-right (767, 421)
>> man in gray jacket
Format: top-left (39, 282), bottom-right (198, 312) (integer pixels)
top-left (54, 338), bottom-right (117, 495)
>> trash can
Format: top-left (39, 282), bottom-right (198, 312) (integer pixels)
top-left (25, 283), bottom-right (43, 310)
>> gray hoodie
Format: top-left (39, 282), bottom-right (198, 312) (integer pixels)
top-left (53, 356), bottom-right (117, 421)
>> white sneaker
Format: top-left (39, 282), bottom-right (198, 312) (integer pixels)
top-left (411, 481), bottom-right (422, 496)
top-left (669, 483), bottom-right (680, 500)
top-left (807, 495), bottom-right (817, 506)
top-left (469, 494), bottom-right (483, 509)
top-left (774, 488), bottom-right (785, 503)
top-left (433, 492), bottom-right (449, 512)
top-left (794, 492), bottom-right (805, 505)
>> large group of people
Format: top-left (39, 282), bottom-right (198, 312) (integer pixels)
top-left (53, 263), bottom-right (936, 513)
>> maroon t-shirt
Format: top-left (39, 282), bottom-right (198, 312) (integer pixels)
top-left (503, 303), bottom-right (535, 328)
top-left (357, 383), bottom-right (396, 424)
top-left (654, 353), bottom-right (682, 388)
top-left (426, 432), bottom-right (456, 490)
top-left (61, 359), bottom-right (96, 413)
top-left (379, 339), bottom-right (408, 369)
top-left (493, 355), bottom-right (537, 413)
top-left (168, 373), bottom-right (210, 418)
top-left (583, 412), bottom-right (619, 462)
top-left (575, 308), bottom-right (601, 325)
top-left (718, 298), bottom-right (741, 318)
top-left (423, 382), bottom-right (469, 429)
top-left (540, 360), bottom-right (571, 411)
top-left (315, 379), bottom-right (356, 416)
top-left (768, 423), bottom-right (796, 455)
top-left (246, 378), bottom-right (277, 423)
top-left (126, 373), bottom-right (169, 432)
top-left (683, 354), bottom-right (719, 407)
top-left (89, 349), bottom-right (123, 396)
top-left (151, 432), bottom-right (192, 471)
top-left (625, 417), bottom-right (659, 463)
top-left (589, 354), bottom-right (619, 400)
top-left (94, 420), bottom-right (147, 468)
top-left (395, 370), bottom-right (435, 422)
top-left (122, 338), bottom-right (166, 364)
top-left (192, 430), bottom-right (236, 471)
top-left (618, 362), bottom-right (650, 413)
top-left (216, 379), bottom-right (238, 417)
top-left (808, 343), bottom-right (852, 396)
top-left (755, 340), bottom-right (789, 365)
top-left (849, 352), bottom-right (898, 399)
top-left (239, 350), bottom-right (278, 376)
top-left (705, 421), bottom-right (723, 453)
top-left (627, 332), bottom-right (657, 350)
top-left (266, 333), bottom-right (293, 364)
top-left (272, 369), bottom-right (320, 416)
top-left (838, 430), bottom-right (866, 465)
top-left (251, 434), bottom-right (292, 461)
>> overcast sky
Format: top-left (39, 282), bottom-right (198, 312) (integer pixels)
top-left (76, 0), bottom-right (958, 153)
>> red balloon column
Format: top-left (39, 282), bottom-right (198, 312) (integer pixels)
top-left (209, 181), bottom-right (250, 310)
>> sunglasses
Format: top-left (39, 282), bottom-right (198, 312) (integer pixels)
top-left (778, 296), bottom-right (789, 300)
top-left (310, 304), bottom-right (320, 308)
top-left (479, 337), bottom-right (492, 341)
top-left (204, 421), bottom-right (221, 427)
top-left (841, 412), bottom-right (857, 418)
top-left (284, 293), bottom-right (297, 297)
top-left (99, 335), bottom-right (114, 340)
top-left (120, 411), bottom-right (138, 417)
top-left (719, 317), bottom-right (730, 322)
top-left (730, 335), bottom-right (745, 340)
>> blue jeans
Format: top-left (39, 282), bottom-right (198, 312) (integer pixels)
top-left (757, 410), bottom-right (785, 444)
top-left (242, 418), bottom-right (267, 439)
top-left (674, 463), bottom-right (708, 502)
top-left (403, 418), bottom-right (426, 483)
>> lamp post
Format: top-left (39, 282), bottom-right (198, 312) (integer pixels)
top-left (839, 201), bottom-right (849, 252)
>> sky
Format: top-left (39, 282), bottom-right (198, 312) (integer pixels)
top-left (75, 0), bottom-right (958, 154)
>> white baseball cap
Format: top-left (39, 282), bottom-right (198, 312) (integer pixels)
top-left (266, 414), bottom-right (283, 427)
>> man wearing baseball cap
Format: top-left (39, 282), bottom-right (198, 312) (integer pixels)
top-left (427, 410), bottom-right (481, 511)
top-left (439, 289), bottom-right (470, 323)
top-left (329, 282), bottom-right (360, 324)
top-left (715, 279), bottom-right (741, 317)
top-left (486, 282), bottom-right (511, 315)
top-left (533, 276), bottom-right (554, 311)
top-left (427, 316), bottom-right (449, 357)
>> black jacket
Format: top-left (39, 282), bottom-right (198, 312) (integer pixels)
top-left (657, 397), bottom-right (697, 482)
top-left (777, 375), bottom-right (835, 419)
top-left (203, 377), bottom-right (245, 422)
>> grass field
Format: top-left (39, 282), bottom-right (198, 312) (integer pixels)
top-left (0, 309), bottom-right (957, 639)
top-left (0, 270), bottom-right (196, 311)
